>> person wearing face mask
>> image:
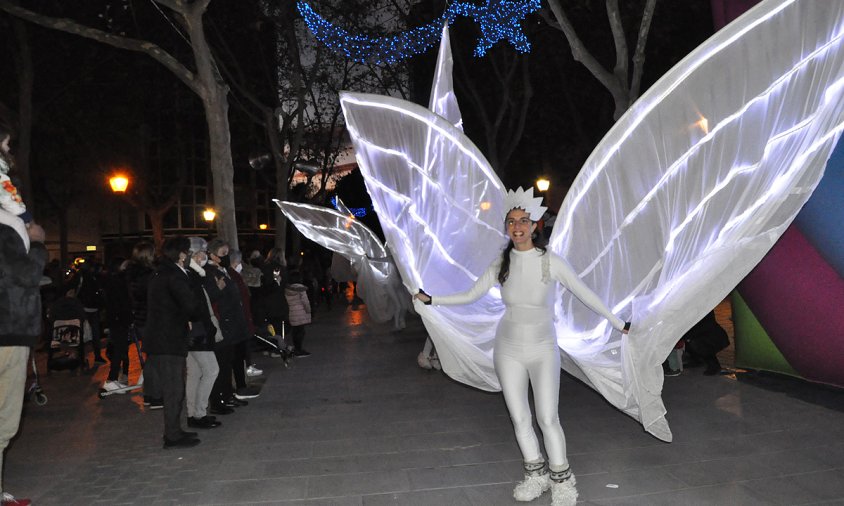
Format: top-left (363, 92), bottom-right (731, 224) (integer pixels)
top-left (204, 239), bottom-right (252, 413)
top-left (227, 250), bottom-right (260, 400)
top-left (143, 237), bottom-right (199, 449)
top-left (184, 237), bottom-right (223, 429)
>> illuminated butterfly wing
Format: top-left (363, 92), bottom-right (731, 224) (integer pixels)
top-left (549, 0), bottom-right (844, 441)
top-left (275, 200), bottom-right (405, 324)
top-left (339, 91), bottom-right (507, 390)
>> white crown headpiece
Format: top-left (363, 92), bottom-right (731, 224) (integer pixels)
top-left (504, 186), bottom-right (547, 221)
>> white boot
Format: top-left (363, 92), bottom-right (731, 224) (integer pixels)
top-left (417, 352), bottom-right (432, 370)
top-left (550, 467), bottom-right (578, 506)
top-left (513, 461), bottom-right (551, 501)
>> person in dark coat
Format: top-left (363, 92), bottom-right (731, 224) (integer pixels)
top-left (683, 310), bottom-right (730, 375)
top-left (143, 237), bottom-right (199, 449)
top-left (228, 250), bottom-right (260, 400)
top-left (102, 259), bottom-right (132, 392)
top-left (124, 241), bottom-right (157, 406)
top-left (0, 209), bottom-right (47, 506)
top-left (253, 262), bottom-right (290, 356)
top-left (204, 238), bottom-right (251, 414)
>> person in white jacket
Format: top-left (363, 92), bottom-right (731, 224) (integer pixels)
top-left (415, 187), bottom-right (630, 506)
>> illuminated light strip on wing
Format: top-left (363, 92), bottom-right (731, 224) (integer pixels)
top-left (645, 118), bottom-right (844, 310)
top-left (665, 113), bottom-right (820, 253)
top-left (556, 0), bottom-right (797, 242)
top-left (364, 176), bottom-right (485, 282)
top-left (570, 21), bottom-right (844, 277)
top-left (347, 134), bottom-right (505, 238)
top-left (275, 200), bottom-right (387, 258)
top-left (340, 94), bottom-right (504, 192)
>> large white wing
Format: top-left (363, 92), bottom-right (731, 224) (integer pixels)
top-left (276, 200), bottom-right (405, 324)
top-left (339, 91), bottom-right (508, 390)
top-left (551, 0), bottom-right (844, 441)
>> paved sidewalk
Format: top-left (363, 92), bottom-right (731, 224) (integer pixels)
top-left (5, 298), bottom-right (844, 505)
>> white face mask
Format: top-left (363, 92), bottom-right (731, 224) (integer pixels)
top-left (234, 263), bottom-right (243, 273)
top-left (200, 257), bottom-right (208, 267)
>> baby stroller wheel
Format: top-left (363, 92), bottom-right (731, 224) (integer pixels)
top-left (34, 392), bottom-right (48, 406)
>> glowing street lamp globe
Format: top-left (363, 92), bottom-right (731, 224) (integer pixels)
top-left (109, 174), bottom-right (130, 193)
top-left (536, 178), bottom-right (550, 192)
top-left (203, 208), bottom-right (216, 222)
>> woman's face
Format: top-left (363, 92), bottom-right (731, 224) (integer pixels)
top-left (505, 208), bottom-right (536, 250)
top-left (1, 135), bottom-right (10, 155)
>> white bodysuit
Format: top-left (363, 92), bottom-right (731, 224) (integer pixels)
top-left (434, 247), bottom-right (624, 468)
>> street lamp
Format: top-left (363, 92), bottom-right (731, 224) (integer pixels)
top-left (536, 178), bottom-right (550, 192)
top-left (203, 208), bottom-right (216, 238)
top-left (108, 173), bottom-right (131, 255)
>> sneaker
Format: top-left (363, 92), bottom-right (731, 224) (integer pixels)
top-left (234, 386), bottom-right (260, 400)
top-left (550, 474), bottom-right (578, 506)
top-left (143, 396), bottom-right (151, 406)
top-left (246, 364), bottom-right (263, 377)
top-left (1, 493), bottom-right (32, 506)
top-left (293, 349), bottom-right (311, 357)
top-left (162, 435), bottom-right (200, 449)
top-left (513, 472), bottom-right (551, 501)
top-left (102, 380), bottom-right (127, 394)
top-left (148, 398), bottom-right (164, 409)
top-left (227, 396), bottom-right (248, 407)
top-left (662, 363), bottom-right (681, 377)
top-left (118, 373), bottom-right (129, 384)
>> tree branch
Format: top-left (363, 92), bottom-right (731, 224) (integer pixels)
top-left (0, 0), bottom-right (200, 94)
top-left (605, 0), bottom-right (628, 84)
top-left (630, 0), bottom-right (658, 101)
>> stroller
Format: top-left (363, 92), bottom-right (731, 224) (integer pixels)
top-left (255, 320), bottom-right (294, 367)
top-left (47, 318), bottom-right (88, 371)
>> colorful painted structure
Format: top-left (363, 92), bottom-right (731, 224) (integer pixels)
top-left (734, 140), bottom-right (844, 388)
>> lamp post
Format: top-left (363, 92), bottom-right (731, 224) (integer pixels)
top-left (108, 173), bottom-right (130, 256)
top-left (203, 208), bottom-right (216, 238)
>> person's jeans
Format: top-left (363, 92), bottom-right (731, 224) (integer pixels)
top-left (186, 351), bottom-right (219, 418)
top-left (211, 343), bottom-right (235, 405)
top-left (146, 354), bottom-right (186, 441)
top-left (0, 347), bottom-right (29, 494)
top-left (107, 324), bottom-right (129, 381)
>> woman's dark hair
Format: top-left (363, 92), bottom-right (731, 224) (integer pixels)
top-left (131, 241), bottom-right (156, 267)
top-left (161, 237), bottom-right (190, 264)
top-left (497, 213), bottom-right (548, 285)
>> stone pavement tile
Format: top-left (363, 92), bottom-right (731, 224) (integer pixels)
top-left (270, 497), bottom-right (363, 506)
top-left (740, 468), bottom-right (844, 504)
top-left (747, 446), bottom-right (838, 475)
top-left (196, 477), bottom-right (309, 504)
top-left (574, 467), bottom-right (687, 501)
top-left (363, 486), bottom-right (474, 505)
top-left (589, 483), bottom-right (771, 506)
top-left (569, 442), bottom-right (699, 475)
top-left (664, 454), bottom-right (780, 486)
top-left (463, 482), bottom-right (552, 506)
top-left (312, 435), bottom-right (401, 458)
top-left (306, 469), bottom-right (410, 498)
top-left (222, 440), bottom-right (314, 461)
top-left (408, 461), bottom-right (512, 490)
top-left (444, 441), bottom-right (521, 466)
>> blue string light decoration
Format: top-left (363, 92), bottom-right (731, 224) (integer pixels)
top-left (330, 196), bottom-right (369, 217)
top-left (297, 0), bottom-right (541, 65)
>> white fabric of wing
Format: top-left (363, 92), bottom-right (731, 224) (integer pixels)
top-left (550, 0), bottom-right (844, 441)
top-left (340, 91), bottom-right (508, 391)
top-left (429, 25), bottom-right (463, 132)
top-left (276, 200), bottom-right (402, 323)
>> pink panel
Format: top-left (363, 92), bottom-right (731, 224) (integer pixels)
top-left (739, 226), bottom-right (844, 387)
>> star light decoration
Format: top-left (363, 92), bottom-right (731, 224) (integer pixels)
top-left (297, 0), bottom-right (540, 65)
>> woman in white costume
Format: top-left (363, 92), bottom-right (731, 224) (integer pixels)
top-left (415, 187), bottom-right (630, 505)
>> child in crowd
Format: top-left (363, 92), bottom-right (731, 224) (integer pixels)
top-left (284, 270), bottom-right (312, 357)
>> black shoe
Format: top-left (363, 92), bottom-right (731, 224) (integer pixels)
top-left (209, 404), bottom-right (234, 415)
top-left (662, 363), bottom-right (681, 377)
top-left (163, 435), bottom-right (200, 449)
top-left (148, 398), bottom-right (164, 410)
top-left (293, 349), bottom-right (311, 357)
top-left (187, 417), bottom-right (221, 429)
top-left (179, 430), bottom-right (199, 438)
top-left (227, 396), bottom-right (248, 407)
top-left (143, 396), bottom-right (151, 406)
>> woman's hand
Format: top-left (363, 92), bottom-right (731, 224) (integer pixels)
top-left (622, 321), bottom-right (631, 335)
top-left (414, 289), bottom-right (432, 305)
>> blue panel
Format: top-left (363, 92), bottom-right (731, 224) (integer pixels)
top-left (795, 137), bottom-right (844, 277)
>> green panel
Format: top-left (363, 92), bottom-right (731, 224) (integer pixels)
top-left (731, 291), bottom-right (801, 377)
